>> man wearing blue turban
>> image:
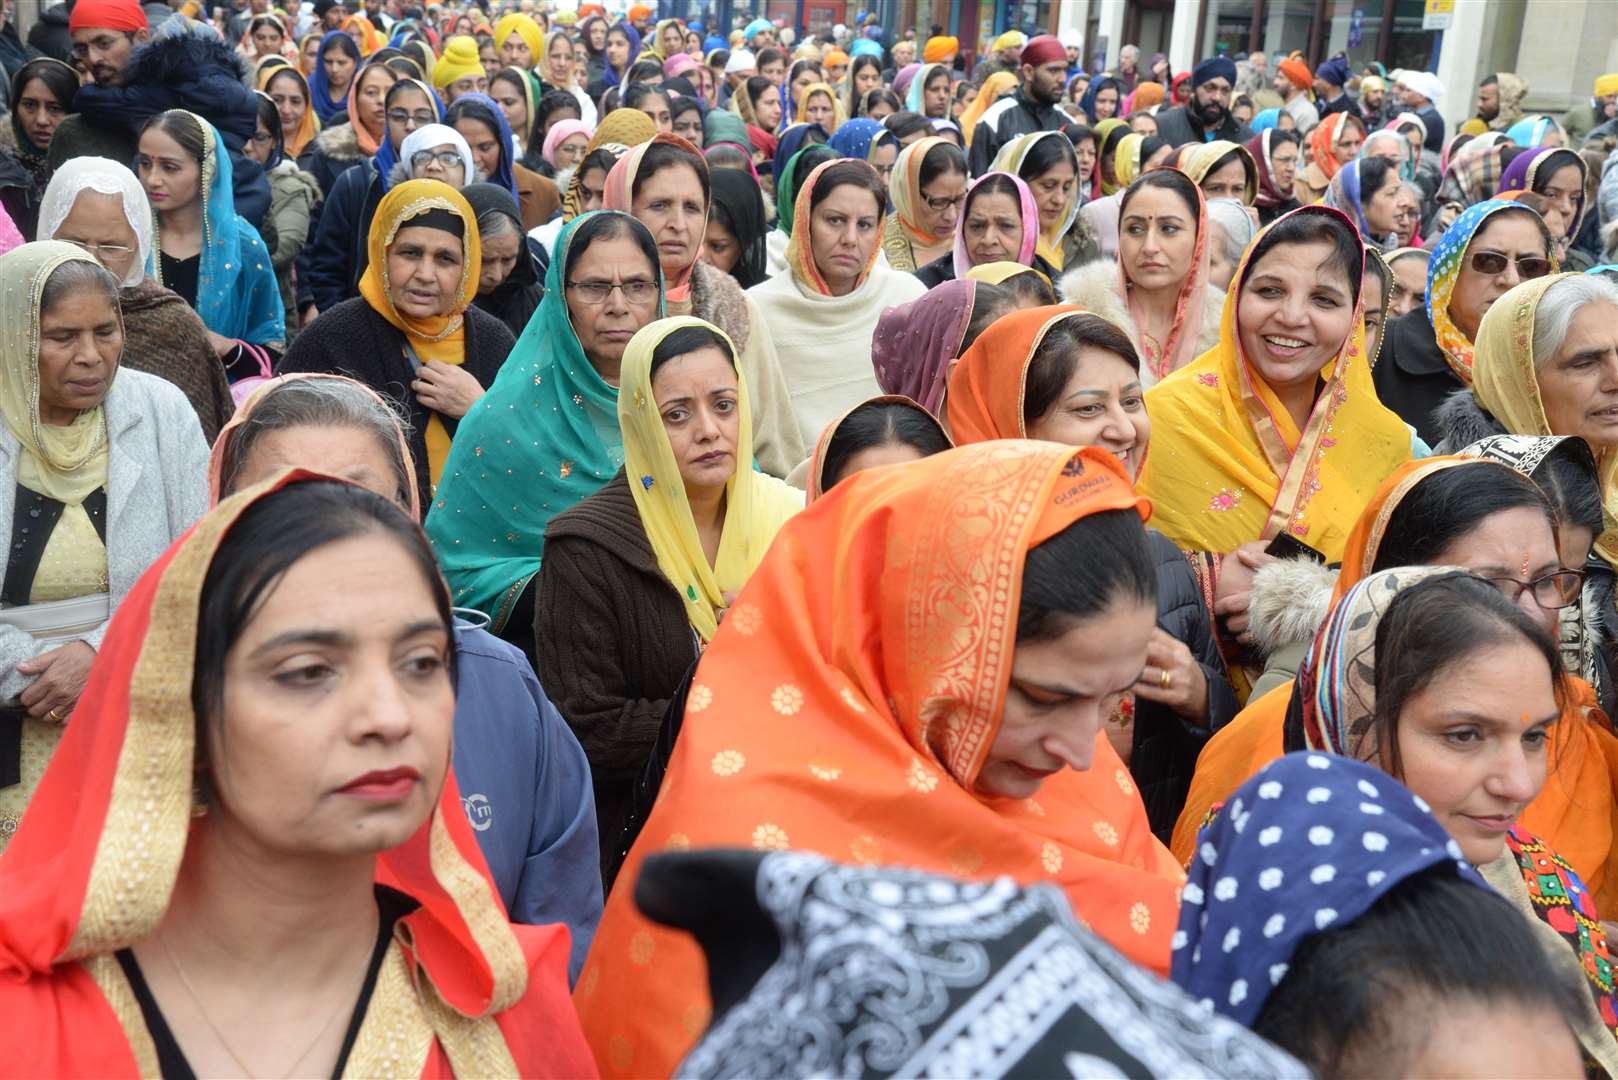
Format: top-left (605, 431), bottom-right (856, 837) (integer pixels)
top-left (1153, 55), bottom-right (1254, 146)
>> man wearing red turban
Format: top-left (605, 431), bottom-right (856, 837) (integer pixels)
top-left (966, 33), bottom-right (1068, 175)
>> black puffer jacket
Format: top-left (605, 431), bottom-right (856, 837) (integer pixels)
top-left (1374, 306), bottom-right (1465, 445)
top-left (1132, 530), bottom-right (1240, 842)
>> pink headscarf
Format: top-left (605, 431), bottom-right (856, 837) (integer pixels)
top-left (953, 171), bottom-right (1039, 278)
top-left (871, 279), bottom-right (979, 415)
top-left (0, 203), bottom-right (23, 257)
top-left (542, 119), bottom-right (592, 166)
top-left (1120, 168), bottom-right (1212, 382)
top-left (663, 52), bottom-right (699, 78)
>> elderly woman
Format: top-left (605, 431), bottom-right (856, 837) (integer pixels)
top-left (278, 180), bottom-right (511, 509)
top-left (747, 158), bottom-right (926, 449)
top-left (0, 242), bottom-right (209, 846)
top-left (537, 317), bottom-right (801, 881)
top-left (575, 443), bottom-right (1188, 1078)
top-left (38, 159), bottom-right (235, 442)
top-left (0, 475), bottom-right (596, 1075)
top-left (1375, 199), bottom-right (1557, 442)
top-left (1205, 196), bottom-right (1259, 292)
top-left (462, 182), bottom-right (542, 340)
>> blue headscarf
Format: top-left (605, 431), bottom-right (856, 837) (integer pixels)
top-left (601, 20), bottom-right (640, 88)
top-left (828, 118), bottom-right (889, 161)
top-left (1171, 752), bottom-right (1489, 1025)
top-left (447, 92), bottom-right (519, 199)
top-left (772, 122), bottom-right (827, 186)
top-left (743, 17), bottom-right (771, 44)
top-left (1250, 108), bottom-right (1281, 134)
top-left (850, 38), bottom-right (883, 59)
top-left (374, 77), bottom-right (445, 193)
top-left (1505, 115), bottom-right (1563, 148)
top-left (148, 112), bottom-right (285, 350)
top-left (703, 34), bottom-right (725, 53)
top-left (307, 30), bottom-right (359, 124)
top-left (1078, 75), bottom-right (1123, 126)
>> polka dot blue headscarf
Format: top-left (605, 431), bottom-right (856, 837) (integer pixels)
top-left (1170, 752), bottom-right (1490, 1026)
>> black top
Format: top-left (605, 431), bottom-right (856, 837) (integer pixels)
top-left (157, 252), bottom-right (201, 310)
top-left (1, 484), bottom-right (108, 607)
top-left (113, 886), bottom-right (416, 1080)
top-left (1372, 305), bottom-right (1464, 445)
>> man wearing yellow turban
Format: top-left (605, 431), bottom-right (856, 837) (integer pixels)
top-left (990, 30), bottom-right (1025, 67)
top-left (434, 35), bottom-right (487, 101)
top-left (1562, 73), bottom-right (1618, 144)
top-left (493, 12), bottom-right (545, 70)
top-left (922, 35), bottom-right (957, 67)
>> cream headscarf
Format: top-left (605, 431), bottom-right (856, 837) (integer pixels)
top-left (0, 242), bottom-right (115, 504)
top-left (37, 159), bottom-right (154, 289)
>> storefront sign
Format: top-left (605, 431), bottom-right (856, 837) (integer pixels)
top-left (1422, 0), bottom-right (1453, 31)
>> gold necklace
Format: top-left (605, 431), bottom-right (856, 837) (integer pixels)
top-left (156, 928), bottom-right (367, 1079)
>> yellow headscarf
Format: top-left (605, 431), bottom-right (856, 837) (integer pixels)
top-left (433, 35), bottom-right (485, 91)
top-left (0, 242), bottom-right (112, 506)
top-left (257, 61), bottom-right (320, 158)
top-left (964, 260), bottom-right (1053, 290)
top-left (1473, 272), bottom-right (1618, 566)
top-left (493, 13), bottom-right (545, 66)
top-left (1112, 131), bottom-right (1145, 187)
top-left (297, 30), bottom-right (322, 76)
top-left (357, 180), bottom-right (481, 487)
top-left (341, 12), bottom-right (382, 55)
top-left (991, 131), bottom-right (1082, 270)
top-left (645, 17), bottom-right (684, 61)
top-left (957, 70), bottom-right (1017, 147)
top-left (586, 107), bottom-right (657, 155)
top-left (618, 316), bottom-right (802, 642)
top-left (1138, 206), bottom-right (1410, 560)
top-left (794, 81), bottom-right (845, 134)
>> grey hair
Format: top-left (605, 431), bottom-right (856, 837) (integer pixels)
top-left (1532, 274), bottom-right (1618, 370)
top-left (41, 258), bottom-right (122, 314)
top-left (219, 377), bottom-right (415, 508)
top-left (476, 208), bottom-right (520, 239)
top-left (1206, 197), bottom-right (1258, 268)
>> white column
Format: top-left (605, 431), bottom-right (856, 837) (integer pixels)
top-left (1514, 0), bottom-right (1618, 116)
top-left (1167, 0), bottom-right (1201, 80)
top-left (1095, 0), bottom-right (1127, 72)
top-left (1432, 0), bottom-right (1490, 136)
top-left (1056, 0), bottom-right (1091, 38)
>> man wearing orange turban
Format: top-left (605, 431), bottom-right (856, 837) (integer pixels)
top-left (1274, 57), bottom-right (1319, 131)
top-left (923, 35), bottom-right (957, 67)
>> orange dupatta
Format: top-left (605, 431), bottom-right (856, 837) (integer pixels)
top-left (344, 61), bottom-right (395, 156)
top-left (947, 304), bottom-right (1095, 441)
top-left (0, 470), bottom-right (595, 1077)
top-left (1308, 112), bottom-right (1359, 181)
top-left (787, 157), bottom-right (884, 296)
top-left (575, 443), bottom-right (1186, 1077)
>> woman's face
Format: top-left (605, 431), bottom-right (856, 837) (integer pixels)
top-left (1200, 156), bottom-right (1248, 203)
top-left (1143, 143), bottom-right (1174, 171)
top-left (1236, 237), bottom-right (1356, 395)
top-left (1128, 112), bottom-right (1156, 136)
top-left (1387, 253), bottom-right (1428, 318)
top-left (354, 65), bottom-right (394, 133)
top-left (573, 42), bottom-right (588, 69)
top-left (833, 441), bottom-right (926, 487)
top-left (52, 190), bottom-right (140, 284)
top-left (553, 133), bottom-right (588, 169)
top-left (660, 23), bottom-right (684, 56)
top-left (653, 343), bottom-right (740, 495)
top-left (1362, 266), bottom-right (1387, 359)
top-left (411, 141), bottom-right (466, 185)
top-left (789, 65), bottom-right (818, 106)
top-left (755, 89), bottom-right (782, 131)
top-left (1119, 184), bottom-right (1196, 292)
top-left (1363, 166), bottom-right (1403, 237)
top-left (1025, 346), bottom-right (1150, 481)
top-left (1207, 220), bottom-right (1237, 292)
top-left (1277, 110), bottom-right (1298, 132)
top-left (1450, 213), bottom-right (1549, 340)
top-left (809, 183), bottom-right (880, 296)
top-left (385, 224), bottom-right (463, 318)
top-left (500, 33), bottom-right (531, 69)
top-left (233, 423), bottom-right (400, 500)
top-left (246, 114), bottom-right (275, 165)
top-left (977, 596), bottom-right (1157, 800)
top-left (1073, 137), bottom-right (1096, 183)
top-left (490, 79), bottom-right (528, 138)
top-left (269, 72), bottom-right (309, 137)
top-left (252, 22), bottom-right (284, 55)
top-left (918, 167), bottom-right (967, 238)
top-left (869, 141), bottom-right (898, 185)
top-left (36, 285), bottom-right (122, 426)
top-left (565, 233), bottom-right (660, 371)
top-left (803, 89), bottom-right (834, 130)
top-left (605, 29), bottom-right (629, 67)
top-left (694, 66), bottom-right (715, 101)
top-left (1437, 506), bottom-right (1563, 636)
top-left (208, 530), bottom-right (452, 859)
top-left (479, 43), bottom-right (499, 79)
top-left (672, 106), bottom-right (703, 145)
top-left (1333, 118), bottom-right (1365, 163)
top-left (701, 217), bottom-right (739, 273)
top-left (301, 33), bottom-right (321, 71)
top-left (1392, 639), bottom-right (1556, 866)
top-left (576, 165), bottom-right (607, 213)
top-left (632, 161), bottom-right (706, 277)
top-left (323, 46), bottom-right (356, 90)
top-left (547, 36), bottom-right (572, 83)
top-left (588, 20), bottom-right (605, 49)
top-left (385, 86), bottom-right (435, 149)
top-left (1391, 186), bottom-right (1421, 239)
top-left (962, 188), bottom-right (1023, 267)
top-left (16, 77), bottom-right (68, 150)
top-left (477, 227), bottom-right (520, 295)
top-left (854, 61), bottom-right (880, 97)
top-left (954, 83), bottom-right (978, 119)
top-left (1232, 101), bottom-right (1253, 126)
top-left (1026, 160), bottom-right (1076, 235)
top-left (137, 125), bottom-right (202, 216)
top-left (1093, 85), bottom-right (1118, 120)
top-left (1534, 300), bottom-right (1618, 451)
top-left (453, 117), bottom-right (501, 178)
top-left (866, 97), bottom-right (894, 122)
top-left (922, 71), bottom-right (949, 118)
top-left (1538, 162), bottom-right (1582, 233)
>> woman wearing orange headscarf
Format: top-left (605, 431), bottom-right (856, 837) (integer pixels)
top-left (0, 471), bottom-right (596, 1077)
top-left (1295, 111), bottom-right (1365, 203)
top-left (574, 442), bottom-right (1186, 1077)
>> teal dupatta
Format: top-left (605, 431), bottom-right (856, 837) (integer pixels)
top-left (424, 211), bottom-right (665, 628)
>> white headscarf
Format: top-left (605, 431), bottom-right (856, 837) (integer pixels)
top-left (398, 123), bottom-right (477, 183)
top-left (37, 157), bottom-right (154, 288)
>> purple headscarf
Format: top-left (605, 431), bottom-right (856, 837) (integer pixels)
top-left (871, 279), bottom-right (979, 415)
top-left (1498, 147), bottom-right (1587, 239)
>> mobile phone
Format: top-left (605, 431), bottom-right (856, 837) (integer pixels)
top-left (1264, 532), bottom-right (1327, 565)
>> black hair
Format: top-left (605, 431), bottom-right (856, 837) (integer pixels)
top-left (565, 210), bottom-right (660, 289)
top-left (265, 66), bottom-right (309, 101)
top-left (1480, 74), bottom-right (1500, 88)
top-left (40, 258), bottom-right (120, 313)
top-left (1530, 148), bottom-right (1585, 195)
top-left (384, 56), bottom-right (422, 80)
top-left (626, 60), bottom-right (666, 86)
top-left (743, 75), bottom-right (775, 109)
top-left (917, 139), bottom-right (967, 188)
top-left (536, 88), bottom-right (581, 135)
top-left (139, 109), bottom-right (208, 165)
top-left (863, 87), bottom-right (902, 116)
top-left (846, 54), bottom-right (881, 114)
top-left (632, 138), bottom-right (710, 206)
top-left (1254, 865), bottom-right (1584, 1078)
top-left (191, 480), bottom-right (457, 739)
top-left (323, 31), bottom-right (361, 62)
top-left (1017, 506), bottom-right (1156, 642)
top-left (1062, 122), bottom-right (1094, 148)
top-left (960, 281), bottom-right (1015, 350)
top-left (648, 323), bottom-right (735, 380)
top-left (819, 400), bottom-right (951, 491)
top-left (11, 58), bottom-right (79, 118)
top-left (445, 97), bottom-right (506, 162)
top-left (576, 147), bottom-right (620, 184)
top-left (1139, 135), bottom-right (1170, 166)
top-left (882, 110), bottom-right (933, 142)
top-left (754, 46), bottom-right (785, 70)
top-left (1270, 128), bottom-right (1303, 150)
top-left (921, 65), bottom-right (948, 91)
top-left (963, 170), bottom-right (1022, 217)
top-left (1119, 168), bottom-right (1201, 234)
top-left (600, 86), bottom-right (621, 114)
top-left (1371, 462), bottom-right (1554, 571)
top-left (669, 94), bottom-right (703, 123)
top-left (1238, 207), bottom-right (1363, 307)
top-left (1369, 572), bottom-right (1563, 778)
top-left (1363, 248), bottom-right (1390, 307)
top-left (788, 143), bottom-right (838, 200)
top-left (252, 92), bottom-right (283, 162)
top-left (352, 59), bottom-right (398, 99)
top-left (1358, 154), bottom-right (1400, 202)
top-left (704, 143), bottom-right (752, 172)
top-left (1202, 146), bottom-right (1255, 193)
top-left (385, 76), bottom-right (436, 113)
top-left (807, 159), bottom-right (886, 217)
top-left (1532, 439), bottom-right (1606, 536)
top-left (366, 47), bottom-right (402, 66)
top-left (622, 83), bottom-right (671, 113)
top-left (1022, 313), bottom-right (1142, 426)
top-left (1016, 130), bottom-right (1078, 183)
top-left (997, 269), bottom-right (1058, 307)
top-left (1124, 109), bottom-right (1156, 128)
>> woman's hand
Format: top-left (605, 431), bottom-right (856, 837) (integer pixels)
top-left (1132, 627), bottom-right (1209, 724)
top-left (1213, 540), bottom-right (1277, 647)
top-left (206, 330), bottom-right (238, 356)
top-left (413, 360), bottom-right (485, 418)
top-left (15, 641), bottom-right (97, 721)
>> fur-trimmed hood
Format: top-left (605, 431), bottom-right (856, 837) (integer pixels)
top-left (73, 28), bottom-right (259, 149)
top-left (1248, 557), bottom-right (1339, 656)
top-left (1057, 258), bottom-right (1225, 388)
top-left (311, 121), bottom-right (366, 165)
top-left (1429, 387), bottom-right (1508, 454)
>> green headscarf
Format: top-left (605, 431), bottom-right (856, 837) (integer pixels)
top-left (702, 109), bottom-right (751, 149)
top-left (424, 211), bottom-right (666, 629)
top-left (775, 144), bottom-right (835, 235)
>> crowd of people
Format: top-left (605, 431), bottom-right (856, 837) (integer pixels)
top-left (0, 0), bottom-right (1617, 1074)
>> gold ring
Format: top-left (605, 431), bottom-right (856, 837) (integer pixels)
top-left (47, 707), bottom-right (63, 722)
top-left (1159, 669), bottom-right (1172, 691)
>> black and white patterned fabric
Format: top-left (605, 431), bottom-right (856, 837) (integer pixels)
top-left (646, 850), bottom-right (1308, 1079)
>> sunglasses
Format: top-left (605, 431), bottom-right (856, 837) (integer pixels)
top-left (1467, 248), bottom-right (1553, 279)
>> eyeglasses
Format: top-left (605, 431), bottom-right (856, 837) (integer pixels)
top-left (61, 239), bottom-right (135, 260)
top-left (250, 130), bottom-right (275, 145)
top-left (565, 278), bottom-right (659, 304)
top-left (388, 109), bottom-right (438, 127)
top-left (1487, 568), bottom-right (1586, 610)
top-left (922, 192), bottom-right (966, 213)
top-left (1467, 248), bottom-right (1553, 279)
top-left (410, 149), bottom-right (464, 171)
